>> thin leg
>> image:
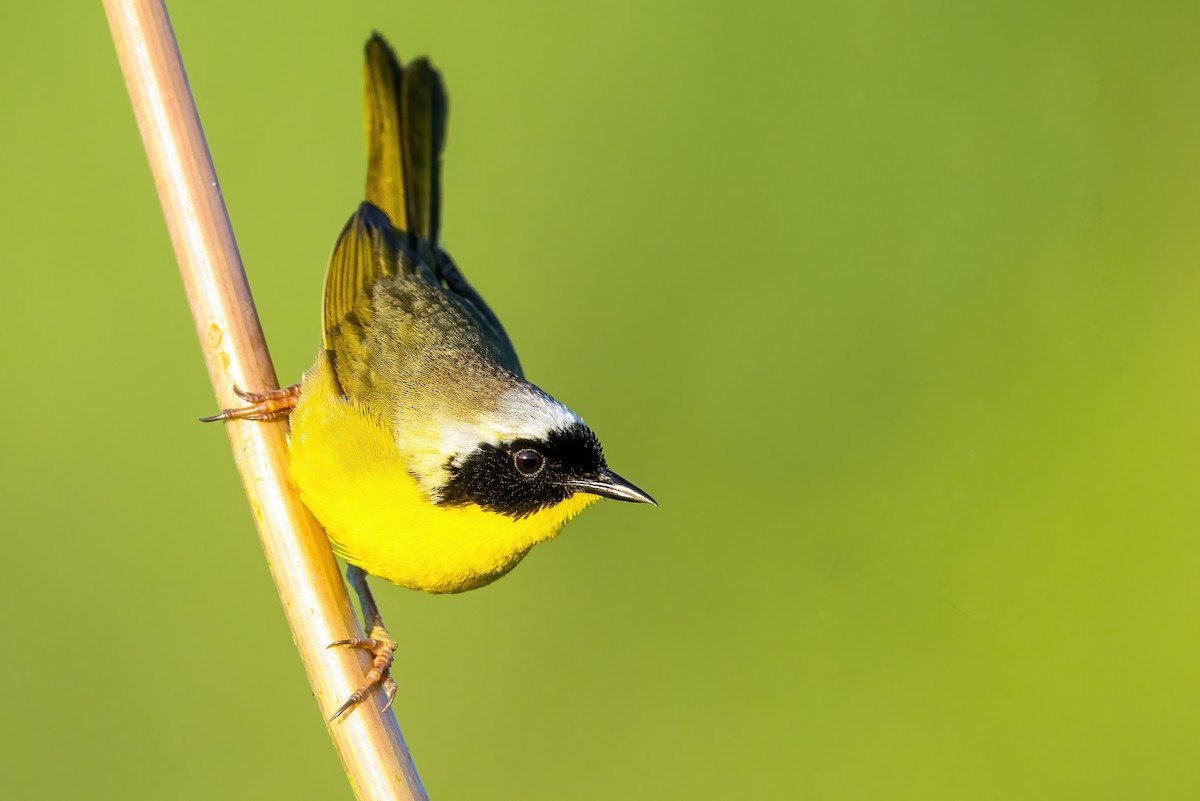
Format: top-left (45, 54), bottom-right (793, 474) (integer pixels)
top-left (199, 383), bottom-right (300, 423)
top-left (347, 563), bottom-right (386, 631)
top-left (327, 564), bottom-right (398, 720)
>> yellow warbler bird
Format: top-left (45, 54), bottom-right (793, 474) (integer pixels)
top-left (205, 33), bottom-right (654, 718)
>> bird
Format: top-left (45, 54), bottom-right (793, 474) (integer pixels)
top-left (204, 33), bottom-right (655, 718)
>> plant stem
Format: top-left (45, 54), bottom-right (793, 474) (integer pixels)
top-left (102, 2), bottom-right (428, 798)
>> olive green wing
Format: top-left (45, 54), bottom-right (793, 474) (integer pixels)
top-left (327, 35), bottom-right (438, 347)
top-left (436, 251), bottom-right (523, 377)
top-left (323, 202), bottom-right (412, 349)
top-left (364, 35), bottom-right (521, 374)
top-left (325, 35), bottom-right (523, 385)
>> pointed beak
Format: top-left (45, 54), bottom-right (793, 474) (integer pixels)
top-left (567, 468), bottom-right (657, 505)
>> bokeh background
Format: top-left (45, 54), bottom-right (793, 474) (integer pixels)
top-left (4, 1), bottom-right (1200, 798)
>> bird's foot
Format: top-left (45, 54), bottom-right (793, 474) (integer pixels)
top-left (327, 625), bottom-right (398, 720)
top-left (199, 384), bottom-right (300, 422)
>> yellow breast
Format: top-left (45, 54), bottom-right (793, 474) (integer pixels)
top-left (287, 352), bottom-right (597, 593)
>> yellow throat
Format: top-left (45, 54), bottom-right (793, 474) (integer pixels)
top-left (287, 353), bottom-right (599, 593)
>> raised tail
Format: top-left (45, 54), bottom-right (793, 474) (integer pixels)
top-left (363, 33), bottom-right (446, 267)
top-left (350, 34), bottom-right (523, 376)
top-left (363, 34), bottom-right (406, 231)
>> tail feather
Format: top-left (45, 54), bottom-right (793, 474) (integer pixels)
top-left (399, 58), bottom-right (447, 263)
top-left (362, 34), bottom-right (447, 268)
top-left (334, 33), bottom-right (523, 376)
top-left (363, 34), bottom-right (407, 231)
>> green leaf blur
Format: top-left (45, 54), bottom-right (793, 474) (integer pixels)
top-left (3, 1), bottom-right (1199, 799)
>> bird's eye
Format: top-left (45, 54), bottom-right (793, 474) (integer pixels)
top-left (513, 448), bottom-right (545, 477)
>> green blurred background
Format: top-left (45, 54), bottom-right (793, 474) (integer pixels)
top-left (4, 1), bottom-right (1200, 798)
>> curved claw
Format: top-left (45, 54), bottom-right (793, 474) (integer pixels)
top-left (330, 689), bottom-right (368, 721)
top-left (327, 629), bottom-right (398, 721)
top-left (200, 383), bottom-right (300, 423)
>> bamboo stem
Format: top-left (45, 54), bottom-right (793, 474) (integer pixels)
top-left (102, 2), bottom-right (428, 798)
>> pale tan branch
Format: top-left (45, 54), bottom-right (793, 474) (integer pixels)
top-left (102, 2), bottom-right (428, 798)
